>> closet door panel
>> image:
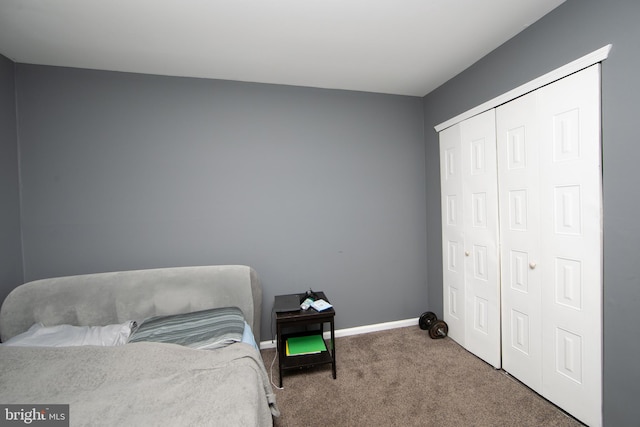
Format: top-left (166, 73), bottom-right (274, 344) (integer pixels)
top-left (537, 65), bottom-right (602, 427)
top-left (497, 92), bottom-right (543, 392)
top-left (460, 110), bottom-right (501, 368)
top-left (440, 124), bottom-right (465, 345)
top-left (440, 63), bottom-right (602, 427)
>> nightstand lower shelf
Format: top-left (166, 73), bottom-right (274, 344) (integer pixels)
top-left (281, 332), bottom-right (333, 371)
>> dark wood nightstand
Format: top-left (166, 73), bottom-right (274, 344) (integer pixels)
top-left (274, 291), bottom-right (336, 387)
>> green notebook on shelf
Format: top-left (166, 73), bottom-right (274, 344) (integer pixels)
top-left (286, 335), bottom-right (326, 356)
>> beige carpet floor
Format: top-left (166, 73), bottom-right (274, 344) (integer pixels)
top-left (261, 325), bottom-right (584, 427)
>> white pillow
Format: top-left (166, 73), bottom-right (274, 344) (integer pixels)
top-left (2, 321), bottom-right (135, 347)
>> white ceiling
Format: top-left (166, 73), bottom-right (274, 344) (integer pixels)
top-left (0, 0), bottom-right (565, 97)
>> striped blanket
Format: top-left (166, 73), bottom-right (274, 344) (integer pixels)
top-left (128, 306), bottom-right (245, 349)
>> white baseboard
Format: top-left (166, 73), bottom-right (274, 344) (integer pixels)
top-left (259, 317), bottom-right (418, 350)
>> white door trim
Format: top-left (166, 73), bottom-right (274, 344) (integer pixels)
top-left (434, 44), bottom-right (611, 133)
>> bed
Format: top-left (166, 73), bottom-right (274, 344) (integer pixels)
top-left (0, 265), bottom-right (279, 426)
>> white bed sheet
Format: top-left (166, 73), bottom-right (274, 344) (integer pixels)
top-left (1, 321), bottom-right (135, 347)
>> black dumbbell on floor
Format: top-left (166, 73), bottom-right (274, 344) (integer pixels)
top-left (418, 311), bottom-right (449, 339)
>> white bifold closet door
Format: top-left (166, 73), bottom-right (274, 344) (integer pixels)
top-left (440, 65), bottom-right (602, 426)
top-left (440, 109), bottom-right (501, 369)
top-left (497, 65), bottom-right (602, 427)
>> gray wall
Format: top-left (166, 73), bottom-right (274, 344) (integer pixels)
top-left (14, 65), bottom-right (427, 341)
top-left (423, 0), bottom-right (640, 424)
top-left (0, 54), bottom-right (23, 305)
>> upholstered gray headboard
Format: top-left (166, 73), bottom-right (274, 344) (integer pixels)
top-left (0, 265), bottom-right (262, 343)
